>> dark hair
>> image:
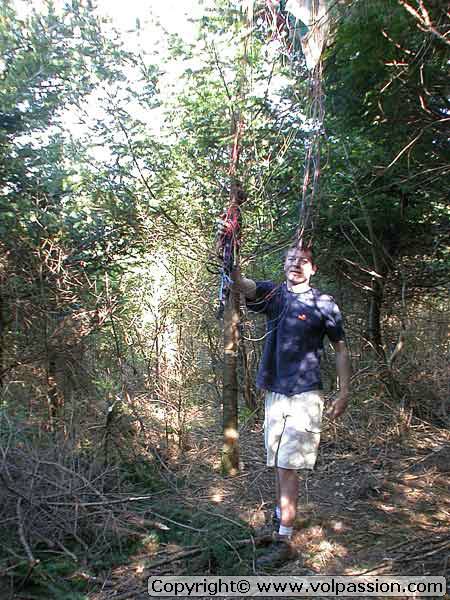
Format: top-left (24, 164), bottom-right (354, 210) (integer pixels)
top-left (284, 239), bottom-right (315, 263)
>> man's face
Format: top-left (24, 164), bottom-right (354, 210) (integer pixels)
top-left (284, 248), bottom-right (317, 286)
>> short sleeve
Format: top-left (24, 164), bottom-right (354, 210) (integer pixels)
top-left (321, 296), bottom-right (346, 342)
top-left (246, 280), bottom-right (278, 314)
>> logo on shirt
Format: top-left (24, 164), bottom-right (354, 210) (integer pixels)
top-left (297, 313), bottom-right (307, 320)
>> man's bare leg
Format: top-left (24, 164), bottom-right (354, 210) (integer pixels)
top-left (277, 467), bottom-right (298, 528)
top-left (256, 467), bottom-right (298, 567)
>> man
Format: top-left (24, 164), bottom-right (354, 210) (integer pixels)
top-left (234, 243), bottom-right (350, 566)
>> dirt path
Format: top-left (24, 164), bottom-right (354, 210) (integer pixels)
top-left (85, 413), bottom-right (449, 599)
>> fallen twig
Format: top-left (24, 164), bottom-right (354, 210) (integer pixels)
top-left (145, 509), bottom-right (206, 533)
top-left (46, 493), bottom-right (166, 507)
top-left (147, 547), bottom-right (202, 570)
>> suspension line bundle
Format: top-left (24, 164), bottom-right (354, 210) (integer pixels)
top-left (298, 62), bottom-right (325, 245)
top-left (213, 0), bottom-right (331, 308)
top-left (216, 201), bottom-right (241, 319)
top-left (265, 0), bottom-right (330, 247)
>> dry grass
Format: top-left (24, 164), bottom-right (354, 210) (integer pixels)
top-left (2, 370), bottom-right (449, 599)
top-left (74, 386), bottom-right (450, 599)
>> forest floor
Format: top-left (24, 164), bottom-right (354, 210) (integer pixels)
top-left (84, 399), bottom-right (450, 600)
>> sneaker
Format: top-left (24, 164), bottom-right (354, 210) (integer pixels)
top-left (255, 533), bottom-right (298, 570)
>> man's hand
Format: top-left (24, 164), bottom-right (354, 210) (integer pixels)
top-left (232, 266), bottom-right (257, 300)
top-left (328, 340), bottom-right (350, 419)
top-left (232, 265), bottom-right (243, 285)
top-left (327, 391), bottom-right (349, 419)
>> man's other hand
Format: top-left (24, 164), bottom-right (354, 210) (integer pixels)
top-left (330, 340), bottom-right (350, 419)
top-left (327, 392), bottom-right (349, 419)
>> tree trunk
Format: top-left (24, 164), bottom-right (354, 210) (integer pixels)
top-left (368, 278), bottom-right (386, 361)
top-left (222, 273), bottom-right (240, 475)
top-left (221, 4), bottom-right (250, 475)
top-left (366, 243), bottom-right (404, 400)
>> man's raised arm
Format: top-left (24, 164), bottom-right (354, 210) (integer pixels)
top-left (233, 267), bottom-right (257, 300)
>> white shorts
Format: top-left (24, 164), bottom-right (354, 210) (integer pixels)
top-left (264, 390), bottom-right (324, 470)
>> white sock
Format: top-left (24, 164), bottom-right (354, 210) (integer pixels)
top-left (275, 506), bottom-right (281, 519)
top-left (278, 524), bottom-right (293, 538)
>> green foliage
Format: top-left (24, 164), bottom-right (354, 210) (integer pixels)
top-left (120, 457), bottom-right (167, 492)
top-left (0, 0), bottom-right (167, 430)
top-left (317, 0), bottom-right (449, 287)
top-left (161, 3), bottom-right (312, 267)
top-left (154, 505), bottom-right (253, 575)
top-left (0, 0), bottom-right (448, 594)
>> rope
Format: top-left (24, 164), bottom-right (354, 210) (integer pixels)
top-left (298, 60), bottom-right (325, 246)
top-left (213, 1), bottom-right (330, 311)
top-left (264, 0), bottom-right (329, 248)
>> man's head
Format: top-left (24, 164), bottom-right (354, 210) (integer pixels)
top-left (283, 243), bottom-right (317, 288)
